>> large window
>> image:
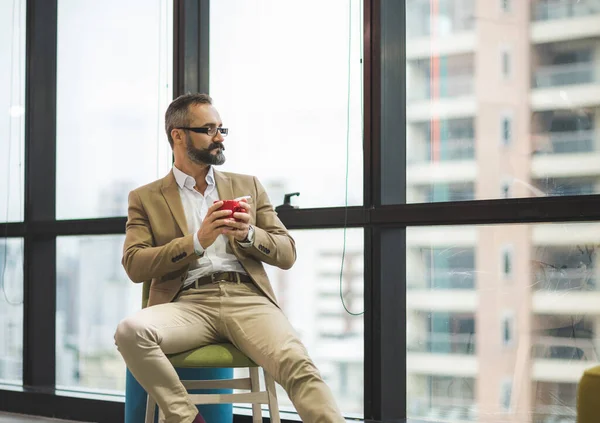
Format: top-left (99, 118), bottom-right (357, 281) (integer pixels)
top-left (269, 229), bottom-right (364, 417)
top-left (210, 0), bottom-right (364, 209)
top-left (407, 223), bottom-right (600, 422)
top-left (56, 235), bottom-right (142, 394)
top-left (0, 0), bottom-right (25, 222)
top-left (405, 0), bottom-right (600, 203)
top-left (0, 0), bottom-right (25, 389)
top-left (54, 0), bottom-right (172, 395)
top-left (55, 0), bottom-right (174, 220)
top-left (232, 228), bottom-right (364, 418)
top-left (211, 2), bottom-right (365, 414)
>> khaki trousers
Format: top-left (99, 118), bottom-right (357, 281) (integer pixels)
top-left (114, 281), bottom-right (345, 423)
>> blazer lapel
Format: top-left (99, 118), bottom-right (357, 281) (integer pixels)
top-left (160, 171), bottom-right (189, 235)
top-left (214, 169), bottom-right (234, 202)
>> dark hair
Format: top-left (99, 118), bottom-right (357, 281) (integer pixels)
top-left (165, 93), bottom-right (213, 148)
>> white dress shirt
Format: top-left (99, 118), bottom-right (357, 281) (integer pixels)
top-left (172, 166), bottom-right (251, 288)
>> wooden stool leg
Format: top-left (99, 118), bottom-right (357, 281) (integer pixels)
top-left (145, 394), bottom-right (156, 423)
top-left (249, 367), bottom-right (262, 423)
top-left (263, 369), bottom-right (280, 423)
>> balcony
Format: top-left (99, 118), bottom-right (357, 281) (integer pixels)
top-left (408, 270), bottom-right (476, 290)
top-left (533, 268), bottom-right (596, 291)
top-left (407, 352), bottom-right (478, 376)
top-left (533, 405), bottom-right (576, 423)
top-left (544, 183), bottom-right (596, 196)
top-left (409, 74), bottom-right (474, 102)
top-left (407, 290), bottom-right (477, 312)
top-left (531, 151), bottom-right (600, 180)
top-left (407, 226), bottom-right (478, 247)
top-left (408, 332), bottom-right (476, 355)
top-left (407, 33), bottom-right (476, 60)
top-left (405, 0), bottom-right (477, 59)
top-left (531, 62), bottom-right (600, 111)
top-left (406, 0), bottom-right (475, 39)
top-left (531, 0), bottom-right (600, 43)
top-left (406, 161), bottom-right (477, 186)
top-left (409, 397), bottom-right (476, 422)
top-left (532, 0), bottom-right (600, 22)
top-left (424, 188), bottom-right (475, 203)
top-left (409, 138), bottom-right (475, 163)
top-left (533, 61), bottom-right (596, 88)
top-left (533, 358), bottom-right (598, 382)
top-left (408, 74), bottom-right (476, 121)
top-left (533, 130), bottom-right (597, 155)
top-left (533, 290), bottom-right (600, 314)
top-left (407, 16), bottom-right (475, 39)
top-left (533, 336), bottom-right (598, 361)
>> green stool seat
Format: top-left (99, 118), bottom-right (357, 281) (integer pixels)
top-left (578, 366), bottom-right (600, 423)
top-left (168, 343), bottom-right (257, 368)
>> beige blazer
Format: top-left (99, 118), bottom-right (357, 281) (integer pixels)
top-left (121, 169), bottom-right (296, 307)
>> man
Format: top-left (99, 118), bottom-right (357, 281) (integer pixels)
top-left (114, 93), bottom-right (345, 423)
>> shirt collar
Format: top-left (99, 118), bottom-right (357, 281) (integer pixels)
top-left (173, 165), bottom-right (215, 190)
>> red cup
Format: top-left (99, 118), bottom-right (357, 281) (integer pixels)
top-left (215, 200), bottom-right (245, 222)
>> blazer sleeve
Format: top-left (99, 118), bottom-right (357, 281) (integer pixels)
top-left (121, 190), bottom-right (198, 282)
top-left (239, 177), bottom-right (297, 270)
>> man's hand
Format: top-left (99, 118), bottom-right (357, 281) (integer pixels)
top-left (223, 199), bottom-right (252, 242)
top-left (196, 201), bottom-right (235, 249)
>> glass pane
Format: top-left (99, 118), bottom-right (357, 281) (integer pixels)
top-left (210, 0), bottom-right (363, 209)
top-left (406, 222), bottom-right (600, 422)
top-left (56, 0), bottom-right (173, 220)
top-left (405, 0), bottom-right (600, 204)
top-left (0, 0), bottom-right (25, 222)
top-left (0, 238), bottom-right (24, 385)
top-left (56, 235), bottom-right (142, 393)
top-left (233, 228), bottom-right (364, 419)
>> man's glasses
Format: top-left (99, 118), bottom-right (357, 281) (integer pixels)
top-left (178, 127), bottom-right (229, 137)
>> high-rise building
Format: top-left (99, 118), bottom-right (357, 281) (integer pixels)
top-left (403, 1), bottom-right (600, 422)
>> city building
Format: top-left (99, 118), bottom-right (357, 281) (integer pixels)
top-left (404, 1), bottom-right (600, 421)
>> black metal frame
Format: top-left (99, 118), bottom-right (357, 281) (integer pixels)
top-left (174, 0), bottom-right (210, 95)
top-left (1, 0), bottom-right (599, 422)
top-left (23, 0), bottom-right (57, 391)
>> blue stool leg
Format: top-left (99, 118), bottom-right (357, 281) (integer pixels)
top-left (125, 368), bottom-right (148, 422)
top-left (125, 367), bottom-right (234, 423)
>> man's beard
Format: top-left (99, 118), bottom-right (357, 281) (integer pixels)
top-left (186, 137), bottom-right (226, 166)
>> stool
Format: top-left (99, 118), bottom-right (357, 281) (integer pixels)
top-left (146, 343), bottom-right (280, 423)
top-left (125, 367), bottom-right (233, 423)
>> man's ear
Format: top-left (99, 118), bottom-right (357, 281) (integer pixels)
top-left (171, 128), bottom-right (184, 145)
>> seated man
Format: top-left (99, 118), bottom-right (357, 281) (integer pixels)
top-left (114, 93), bottom-right (345, 423)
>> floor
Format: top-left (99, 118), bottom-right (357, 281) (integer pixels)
top-left (0, 413), bottom-right (82, 423)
